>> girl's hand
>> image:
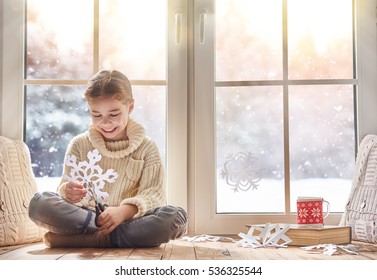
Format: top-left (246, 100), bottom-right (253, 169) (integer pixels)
top-left (64, 182), bottom-right (87, 204)
top-left (96, 204), bottom-right (138, 235)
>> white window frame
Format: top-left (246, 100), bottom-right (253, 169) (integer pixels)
top-left (188, 0), bottom-right (377, 234)
top-left (0, 0), bottom-right (188, 212)
top-left (1, 0), bottom-right (377, 234)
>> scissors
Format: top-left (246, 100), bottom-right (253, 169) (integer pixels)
top-left (86, 181), bottom-right (107, 227)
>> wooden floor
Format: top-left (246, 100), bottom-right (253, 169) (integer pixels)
top-left (1, 237), bottom-right (377, 260)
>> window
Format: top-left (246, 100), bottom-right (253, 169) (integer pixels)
top-left (192, 0), bottom-right (357, 233)
top-left (2, 0), bottom-right (377, 235)
top-left (24, 1), bottom-right (187, 197)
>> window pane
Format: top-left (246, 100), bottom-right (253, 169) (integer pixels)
top-left (131, 86), bottom-right (167, 166)
top-left (289, 85), bottom-right (355, 212)
top-left (216, 0), bottom-right (282, 81)
top-left (25, 85), bottom-right (167, 191)
top-left (288, 0), bottom-right (353, 79)
top-left (25, 85), bottom-right (90, 190)
top-left (99, 0), bottom-right (166, 80)
top-left (26, 0), bottom-right (93, 79)
top-left (216, 87), bottom-right (284, 213)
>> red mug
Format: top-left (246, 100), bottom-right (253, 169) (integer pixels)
top-left (296, 197), bottom-right (330, 226)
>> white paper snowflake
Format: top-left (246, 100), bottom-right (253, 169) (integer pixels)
top-left (237, 223), bottom-right (292, 248)
top-left (220, 151), bottom-right (262, 192)
top-left (64, 149), bottom-right (118, 203)
top-left (180, 223), bottom-right (291, 249)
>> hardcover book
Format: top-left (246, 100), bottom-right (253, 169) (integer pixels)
top-left (245, 224), bottom-right (352, 246)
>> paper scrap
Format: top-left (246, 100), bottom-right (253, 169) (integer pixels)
top-left (182, 223), bottom-right (292, 249)
top-left (181, 234), bottom-right (236, 243)
top-left (301, 244), bottom-right (359, 256)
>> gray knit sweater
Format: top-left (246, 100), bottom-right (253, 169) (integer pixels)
top-left (58, 119), bottom-right (166, 218)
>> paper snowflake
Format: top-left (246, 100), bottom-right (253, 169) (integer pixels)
top-left (180, 223), bottom-right (291, 249)
top-left (237, 223), bottom-right (292, 248)
top-left (220, 151), bottom-right (262, 192)
top-left (64, 149), bottom-right (118, 203)
top-left (301, 244), bottom-right (358, 256)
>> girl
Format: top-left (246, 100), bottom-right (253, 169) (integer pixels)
top-left (29, 70), bottom-right (188, 248)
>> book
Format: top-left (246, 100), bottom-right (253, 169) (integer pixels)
top-left (245, 224), bottom-right (352, 246)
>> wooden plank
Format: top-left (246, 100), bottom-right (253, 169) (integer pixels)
top-left (127, 244), bottom-right (167, 260)
top-left (162, 239), bottom-right (196, 260)
top-left (194, 241), bottom-right (232, 260)
top-left (0, 244), bottom-right (25, 255)
top-left (218, 242), bottom-right (275, 260)
top-left (94, 248), bottom-right (135, 260)
top-left (214, 240), bottom-right (374, 260)
top-left (21, 245), bottom-right (77, 260)
top-left (161, 240), bottom-right (173, 259)
top-left (352, 241), bottom-right (377, 260)
top-left (0, 242), bottom-right (68, 260)
top-left (191, 237), bottom-right (297, 260)
top-left (207, 236), bottom-right (274, 260)
top-left (281, 245), bottom-right (368, 260)
top-left (1, 240), bottom-right (375, 260)
top-left (236, 247), bottom-right (291, 260)
top-left (58, 248), bottom-right (106, 260)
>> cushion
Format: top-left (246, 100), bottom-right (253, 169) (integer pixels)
top-left (339, 134), bottom-right (377, 243)
top-left (0, 136), bottom-right (45, 246)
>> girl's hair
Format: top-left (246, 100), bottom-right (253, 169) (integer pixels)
top-left (84, 70), bottom-right (133, 103)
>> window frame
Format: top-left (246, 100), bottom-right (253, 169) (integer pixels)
top-left (0, 0), bottom-right (188, 211)
top-left (1, 0), bottom-right (377, 234)
top-left (188, 0), bottom-right (377, 234)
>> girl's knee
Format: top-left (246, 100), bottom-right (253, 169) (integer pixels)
top-left (158, 205), bottom-right (188, 227)
top-left (28, 191), bottom-right (60, 220)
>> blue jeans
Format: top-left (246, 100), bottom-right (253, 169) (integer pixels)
top-left (28, 191), bottom-right (188, 248)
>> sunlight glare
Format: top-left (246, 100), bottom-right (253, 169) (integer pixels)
top-left (288, 0), bottom-right (353, 54)
top-left (28, 0), bottom-right (92, 55)
top-left (99, 0), bottom-right (166, 79)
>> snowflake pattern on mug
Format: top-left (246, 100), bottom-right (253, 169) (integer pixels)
top-left (64, 149), bottom-right (118, 203)
top-left (311, 207), bottom-right (322, 218)
top-left (298, 208), bottom-right (309, 218)
top-left (220, 151), bottom-right (262, 192)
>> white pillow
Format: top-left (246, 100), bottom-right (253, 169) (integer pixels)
top-left (339, 134), bottom-right (377, 243)
top-left (0, 136), bottom-right (45, 246)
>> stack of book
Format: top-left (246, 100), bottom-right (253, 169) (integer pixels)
top-left (245, 224), bottom-right (352, 246)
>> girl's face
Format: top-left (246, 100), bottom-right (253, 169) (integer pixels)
top-left (88, 96), bottom-right (134, 141)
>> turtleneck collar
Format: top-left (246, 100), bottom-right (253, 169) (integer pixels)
top-left (87, 118), bottom-right (146, 159)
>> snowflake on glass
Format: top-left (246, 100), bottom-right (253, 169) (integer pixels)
top-left (220, 151), bottom-right (262, 192)
top-left (64, 149), bottom-right (118, 203)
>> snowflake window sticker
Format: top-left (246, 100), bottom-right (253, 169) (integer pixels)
top-left (220, 151), bottom-right (262, 192)
top-left (64, 149), bottom-right (118, 203)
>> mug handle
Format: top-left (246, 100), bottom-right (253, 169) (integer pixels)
top-left (323, 200), bottom-right (330, 218)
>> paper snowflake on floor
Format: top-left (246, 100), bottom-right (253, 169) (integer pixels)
top-left (301, 244), bottom-right (359, 256)
top-left (220, 151), bottom-right (262, 192)
top-left (64, 149), bottom-right (118, 203)
top-left (180, 223), bottom-right (292, 249)
top-left (237, 223), bottom-right (292, 248)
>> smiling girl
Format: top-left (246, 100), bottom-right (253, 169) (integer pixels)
top-left (28, 70), bottom-right (188, 248)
